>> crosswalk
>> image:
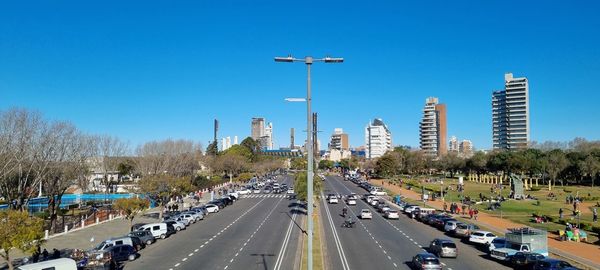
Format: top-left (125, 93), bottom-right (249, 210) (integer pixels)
top-left (241, 194), bottom-right (289, 199)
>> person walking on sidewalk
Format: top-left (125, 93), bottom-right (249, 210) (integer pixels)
top-left (593, 208), bottom-right (598, 222)
top-left (469, 208), bottom-right (474, 219)
top-left (559, 208), bottom-right (564, 219)
top-left (474, 209), bottom-right (479, 220)
top-left (443, 202), bottom-right (448, 213)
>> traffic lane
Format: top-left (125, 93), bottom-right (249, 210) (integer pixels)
top-left (329, 175), bottom-right (511, 270)
top-left (126, 196), bottom-right (271, 270)
top-left (225, 196), bottom-right (302, 270)
top-left (322, 179), bottom-right (404, 270)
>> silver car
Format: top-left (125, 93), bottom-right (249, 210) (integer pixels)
top-left (429, 238), bottom-right (457, 258)
top-left (412, 253), bottom-right (442, 269)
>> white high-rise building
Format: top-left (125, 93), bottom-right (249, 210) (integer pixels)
top-left (419, 97), bottom-right (447, 157)
top-left (251, 117), bottom-right (274, 150)
top-left (365, 118), bottom-right (393, 159)
top-left (492, 73), bottom-right (530, 149)
top-left (449, 136), bottom-right (459, 153)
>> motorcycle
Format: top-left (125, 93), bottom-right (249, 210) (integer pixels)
top-left (341, 219), bottom-right (355, 228)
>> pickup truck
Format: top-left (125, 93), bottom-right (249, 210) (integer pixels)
top-left (490, 228), bottom-right (548, 261)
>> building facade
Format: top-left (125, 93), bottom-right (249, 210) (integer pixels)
top-left (459, 140), bottom-right (473, 157)
top-left (251, 117), bottom-right (273, 150)
top-left (365, 118), bottom-right (393, 159)
top-left (329, 128), bottom-right (349, 151)
top-left (449, 136), bottom-right (459, 153)
top-left (419, 97), bottom-right (447, 157)
top-left (251, 117), bottom-right (265, 140)
top-left (492, 73), bottom-right (530, 150)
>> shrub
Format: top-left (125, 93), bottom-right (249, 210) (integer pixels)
top-left (592, 226), bottom-right (600, 235)
top-left (530, 186), bottom-right (542, 192)
top-left (580, 222), bottom-right (593, 231)
top-left (33, 211), bottom-right (49, 220)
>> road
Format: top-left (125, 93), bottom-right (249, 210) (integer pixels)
top-left (320, 175), bottom-right (512, 270)
top-left (126, 175), bottom-right (303, 270)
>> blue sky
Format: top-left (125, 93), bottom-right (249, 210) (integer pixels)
top-left (1, 1), bottom-right (599, 150)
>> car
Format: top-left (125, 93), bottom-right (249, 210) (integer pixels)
top-left (429, 238), bottom-right (457, 258)
top-left (488, 237), bottom-right (507, 253)
top-left (106, 244), bottom-right (138, 262)
top-left (253, 189), bottom-right (261, 194)
top-left (378, 205), bottom-right (391, 213)
top-left (533, 258), bottom-right (579, 270)
top-left (238, 189), bottom-right (251, 195)
top-left (164, 220), bottom-right (186, 231)
top-left (329, 196), bottom-right (339, 204)
top-left (443, 220), bottom-right (460, 232)
top-left (16, 258), bottom-right (77, 270)
top-left (347, 199), bottom-right (357, 206)
top-left (360, 209), bottom-right (373, 219)
top-left (182, 211), bottom-right (204, 221)
top-left (263, 188), bottom-right (272, 194)
top-left (411, 253), bottom-right (443, 270)
top-left (177, 213), bottom-right (197, 224)
top-left (469, 231), bottom-right (497, 245)
top-left (454, 223), bottom-right (480, 237)
top-left (384, 210), bottom-right (400, 219)
top-left (509, 252), bottom-right (545, 269)
top-left (434, 217), bottom-right (456, 229)
top-left (94, 236), bottom-right (140, 251)
top-left (128, 230), bottom-right (156, 246)
top-left (287, 188), bottom-right (295, 194)
top-left (369, 199), bottom-right (380, 206)
top-left (205, 204), bottom-right (219, 213)
top-left (404, 205), bottom-right (419, 214)
top-left (165, 215), bottom-right (190, 226)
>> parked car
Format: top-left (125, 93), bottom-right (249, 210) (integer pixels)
top-left (205, 204), bottom-right (219, 213)
top-left (94, 236), bottom-right (141, 251)
top-left (443, 220), bottom-right (460, 232)
top-left (469, 231), bottom-right (497, 245)
top-left (533, 258), bottom-right (579, 270)
top-left (139, 223), bottom-right (169, 239)
top-left (360, 209), bottom-right (373, 219)
top-left (17, 258), bottom-right (77, 270)
top-left (509, 252), bottom-right (545, 269)
top-left (429, 238), bottom-right (458, 258)
top-left (182, 211), bottom-right (204, 221)
top-left (177, 213), bottom-right (197, 224)
top-left (166, 215), bottom-right (190, 226)
top-left (106, 244), bottom-right (139, 262)
top-left (488, 237), bottom-right (507, 253)
top-left (384, 210), bottom-right (400, 219)
top-left (411, 253), bottom-right (443, 270)
top-left (253, 188), bottom-right (261, 194)
top-left (164, 220), bottom-right (186, 231)
top-left (238, 189), bottom-right (251, 195)
top-left (404, 205), bottom-right (419, 214)
top-left (128, 230), bottom-right (156, 246)
top-left (454, 223), bottom-right (480, 237)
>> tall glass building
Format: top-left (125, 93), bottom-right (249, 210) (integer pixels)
top-left (492, 73), bottom-right (530, 149)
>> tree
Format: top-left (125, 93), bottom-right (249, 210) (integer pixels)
top-left (213, 153), bottom-right (249, 183)
top-left (0, 210), bottom-right (44, 270)
top-left (138, 175), bottom-right (194, 220)
top-left (95, 135), bottom-right (129, 193)
top-left (294, 171), bottom-right (322, 202)
top-left (466, 151), bottom-right (487, 176)
top-left (580, 154), bottom-right (600, 187)
top-left (113, 197), bottom-right (150, 231)
top-left (117, 159), bottom-right (136, 182)
top-left (375, 154), bottom-right (400, 178)
top-left (135, 139), bottom-right (202, 177)
top-left (318, 160), bottom-right (334, 170)
top-left (543, 149), bottom-right (568, 190)
top-left (205, 141), bottom-right (219, 156)
top-left (290, 158), bottom-right (307, 170)
top-left (240, 137), bottom-right (260, 156)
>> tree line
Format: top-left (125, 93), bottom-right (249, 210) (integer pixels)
top-left (372, 140), bottom-right (600, 188)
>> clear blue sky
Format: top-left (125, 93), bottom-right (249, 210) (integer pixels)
top-left (1, 1), bottom-right (599, 150)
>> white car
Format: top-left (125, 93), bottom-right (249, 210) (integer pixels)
top-left (287, 188), bottom-right (295, 194)
top-left (328, 196), bottom-right (339, 204)
top-left (205, 204), bottom-right (219, 213)
top-left (253, 189), bottom-right (261, 194)
top-left (238, 189), bottom-right (251, 195)
top-left (347, 199), bottom-right (357, 206)
top-left (385, 210), bottom-right (400, 219)
top-left (404, 205), bottom-right (419, 214)
top-left (443, 220), bottom-right (459, 232)
top-left (360, 209), bottom-right (373, 219)
top-left (370, 188), bottom-right (387, 196)
top-left (469, 231), bottom-right (497, 245)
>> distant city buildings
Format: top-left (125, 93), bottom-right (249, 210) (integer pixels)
top-left (492, 73), bottom-right (530, 150)
top-left (221, 136), bottom-right (239, 151)
top-left (329, 128), bottom-right (349, 151)
top-left (419, 97), bottom-right (447, 157)
top-left (251, 117), bottom-right (273, 150)
top-left (365, 118), bottom-right (393, 159)
top-left (448, 135), bottom-right (474, 157)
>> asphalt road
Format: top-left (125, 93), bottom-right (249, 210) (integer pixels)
top-left (320, 175), bottom-right (512, 270)
top-left (126, 175), bottom-right (303, 270)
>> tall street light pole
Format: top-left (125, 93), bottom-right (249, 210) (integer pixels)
top-left (275, 55), bottom-right (343, 270)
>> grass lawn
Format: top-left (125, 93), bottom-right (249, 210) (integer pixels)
top-left (387, 175), bottom-right (600, 244)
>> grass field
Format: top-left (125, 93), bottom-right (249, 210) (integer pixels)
top-left (387, 175), bottom-right (600, 244)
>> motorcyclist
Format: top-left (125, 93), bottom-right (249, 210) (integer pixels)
top-left (344, 216), bottom-right (354, 227)
top-left (342, 207), bottom-right (348, 217)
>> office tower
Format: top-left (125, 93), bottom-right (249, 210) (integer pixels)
top-left (329, 128), bottom-right (349, 151)
top-left (460, 140), bottom-right (473, 157)
top-left (419, 97), bottom-right (448, 157)
top-left (233, 136), bottom-right (238, 145)
top-left (449, 136), bottom-right (459, 153)
top-left (264, 122), bottom-right (273, 150)
top-left (365, 118), bottom-right (393, 159)
top-left (214, 119), bottom-right (219, 143)
top-left (251, 117), bottom-right (265, 140)
top-left (492, 73), bottom-right (530, 149)
top-left (290, 128), bottom-right (295, 149)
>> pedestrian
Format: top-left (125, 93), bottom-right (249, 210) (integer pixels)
top-left (461, 204), bottom-right (467, 215)
top-left (32, 246), bottom-right (40, 263)
top-left (42, 248), bottom-right (49, 261)
top-left (52, 248), bottom-right (60, 259)
top-left (469, 209), bottom-right (474, 219)
top-left (443, 202), bottom-right (448, 213)
top-left (474, 209), bottom-right (479, 220)
top-left (593, 208), bottom-right (598, 223)
top-left (559, 208), bottom-right (563, 219)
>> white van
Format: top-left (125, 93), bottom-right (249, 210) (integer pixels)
top-left (95, 236), bottom-right (134, 251)
top-left (17, 258), bottom-right (77, 270)
top-left (418, 208), bottom-right (436, 217)
top-left (140, 223), bottom-right (168, 239)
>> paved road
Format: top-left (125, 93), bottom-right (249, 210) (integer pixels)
top-left (320, 175), bottom-right (512, 270)
top-left (126, 175), bottom-right (303, 270)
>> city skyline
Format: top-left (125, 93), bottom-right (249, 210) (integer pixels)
top-left (1, 2), bottom-right (599, 150)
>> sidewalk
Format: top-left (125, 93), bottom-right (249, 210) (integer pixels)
top-left (1, 195), bottom-right (209, 269)
top-left (369, 179), bottom-right (600, 269)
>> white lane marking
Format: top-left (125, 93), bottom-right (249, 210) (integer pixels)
top-left (393, 263), bottom-right (398, 267)
top-left (188, 253), bottom-right (193, 257)
top-left (321, 191), bottom-right (351, 270)
top-left (174, 263), bottom-right (180, 267)
top-left (274, 200), bottom-right (299, 270)
top-left (200, 244), bottom-right (204, 248)
top-left (182, 258), bottom-right (187, 262)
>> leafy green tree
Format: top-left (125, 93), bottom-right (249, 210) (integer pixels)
top-left (0, 210), bottom-right (44, 270)
top-left (580, 154), bottom-right (600, 187)
top-left (206, 141), bottom-right (219, 156)
top-left (114, 197), bottom-right (150, 231)
top-left (294, 171), bottom-right (322, 202)
top-left (543, 149), bottom-right (568, 189)
top-left (466, 151), bottom-right (487, 176)
top-left (439, 152), bottom-right (465, 178)
top-left (221, 144), bottom-right (253, 162)
top-left (139, 175), bottom-right (194, 220)
top-left (290, 158), bottom-right (307, 170)
top-left (117, 159), bottom-right (136, 181)
top-left (240, 137), bottom-right (261, 155)
top-left (375, 154), bottom-right (400, 178)
top-left (318, 160), bottom-right (334, 170)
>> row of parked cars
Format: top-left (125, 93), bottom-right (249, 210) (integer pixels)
top-left (343, 174), bottom-right (580, 270)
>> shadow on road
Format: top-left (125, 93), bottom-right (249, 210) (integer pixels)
top-left (250, 253), bottom-right (275, 270)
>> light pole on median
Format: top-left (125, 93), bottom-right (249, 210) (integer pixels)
top-left (275, 55), bottom-right (343, 270)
